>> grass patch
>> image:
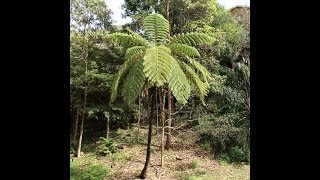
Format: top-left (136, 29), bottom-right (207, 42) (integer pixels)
top-left (111, 152), bottom-right (131, 161)
top-left (70, 161), bottom-right (110, 180)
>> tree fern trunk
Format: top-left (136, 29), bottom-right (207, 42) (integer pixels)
top-left (165, 89), bottom-right (172, 150)
top-left (159, 88), bottom-right (165, 167)
top-left (139, 88), bottom-right (155, 179)
top-left (136, 95), bottom-right (141, 142)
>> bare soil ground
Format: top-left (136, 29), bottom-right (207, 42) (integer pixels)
top-left (72, 126), bottom-right (249, 180)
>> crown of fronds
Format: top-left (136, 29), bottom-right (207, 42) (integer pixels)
top-left (109, 13), bottom-right (214, 105)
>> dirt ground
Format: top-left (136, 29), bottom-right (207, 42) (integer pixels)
top-left (72, 127), bottom-right (250, 180)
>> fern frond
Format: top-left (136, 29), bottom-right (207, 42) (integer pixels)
top-left (121, 60), bottom-right (146, 104)
top-left (170, 32), bottom-right (215, 46)
top-left (107, 33), bottom-right (149, 47)
top-left (168, 58), bottom-right (191, 104)
top-left (143, 46), bottom-right (172, 87)
top-left (110, 58), bottom-right (138, 104)
top-left (180, 62), bottom-right (209, 105)
top-left (185, 56), bottom-right (212, 84)
top-left (144, 13), bottom-right (170, 45)
top-left (169, 43), bottom-right (200, 57)
top-left (125, 46), bottom-right (146, 60)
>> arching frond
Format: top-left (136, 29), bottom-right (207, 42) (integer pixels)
top-left (185, 56), bottom-right (212, 84)
top-left (169, 43), bottom-right (200, 57)
top-left (168, 58), bottom-right (191, 104)
top-left (143, 46), bottom-right (173, 87)
top-left (110, 58), bottom-right (138, 104)
top-left (107, 33), bottom-right (149, 47)
top-left (144, 13), bottom-right (170, 45)
top-left (170, 32), bottom-right (215, 46)
top-left (121, 60), bottom-right (146, 104)
top-left (125, 46), bottom-right (146, 60)
top-left (180, 62), bottom-right (209, 105)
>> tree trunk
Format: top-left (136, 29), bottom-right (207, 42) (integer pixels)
top-left (165, 89), bottom-right (172, 150)
top-left (106, 115), bottom-right (110, 139)
top-left (156, 90), bottom-right (159, 135)
top-left (139, 88), bottom-right (155, 179)
top-left (137, 95), bottom-right (141, 141)
top-left (76, 37), bottom-right (89, 158)
top-left (158, 88), bottom-right (165, 167)
top-left (73, 110), bottom-right (79, 144)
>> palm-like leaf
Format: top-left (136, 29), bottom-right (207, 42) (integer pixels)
top-left (167, 58), bottom-right (191, 104)
top-left (143, 46), bottom-right (173, 87)
top-left (180, 62), bottom-right (209, 105)
top-left (108, 32), bottom-right (149, 47)
top-left (144, 14), bottom-right (170, 45)
top-left (110, 57), bottom-right (139, 103)
top-left (185, 56), bottom-right (212, 84)
top-left (170, 32), bottom-right (215, 46)
top-left (169, 43), bottom-right (200, 57)
top-left (121, 60), bottom-right (146, 104)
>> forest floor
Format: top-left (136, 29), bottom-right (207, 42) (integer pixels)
top-left (71, 126), bottom-right (250, 180)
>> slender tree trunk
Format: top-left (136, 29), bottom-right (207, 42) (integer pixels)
top-left (139, 89), bottom-right (155, 179)
top-left (165, 90), bottom-right (172, 150)
top-left (73, 110), bottom-right (79, 144)
top-left (76, 36), bottom-right (89, 157)
top-left (158, 88), bottom-right (165, 167)
top-left (156, 90), bottom-right (159, 135)
top-left (106, 115), bottom-right (110, 139)
top-left (137, 95), bottom-right (141, 141)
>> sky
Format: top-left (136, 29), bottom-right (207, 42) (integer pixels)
top-left (105, 0), bottom-right (250, 26)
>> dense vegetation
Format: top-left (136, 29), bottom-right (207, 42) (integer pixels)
top-left (70, 0), bottom-right (250, 179)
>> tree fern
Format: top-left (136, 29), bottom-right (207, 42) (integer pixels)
top-left (185, 56), bottom-right (212, 84)
top-left (169, 43), bottom-right (200, 57)
top-left (144, 13), bottom-right (170, 45)
top-left (180, 62), bottom-right (209, 105)
top-left (121, 60), bottom-right (146, 104)
top-left (110, 57), bottom-right (139, 103)
top-left (108, 32), bottom-right (149, 47)
top-left (167, 58), bottom-right (191, 104)
top-left (143, 46), bottom-right (173, 87)
top-left (170, 32), bottom-right (215, 46)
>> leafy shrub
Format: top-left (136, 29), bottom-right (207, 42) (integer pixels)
top-left (98, 137), bottom-right (117, 156)
top-left (190, 160), bottom-right (200, 169)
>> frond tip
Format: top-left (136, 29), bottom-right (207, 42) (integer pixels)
top-left (170, 32), bottom-right (215, 46)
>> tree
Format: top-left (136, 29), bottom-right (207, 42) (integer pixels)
top-left (108, 13), bottom-right (214, 178)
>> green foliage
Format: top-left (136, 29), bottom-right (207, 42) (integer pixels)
top-left (70, 162), bottom-right (110, 180)
top-left (112, 152), bottom-right (131, 161)
top-left (167, 58), bottom-right (191, 104)
top-left (170, 32), bottom-right (215, 46)
top-left (121, 60), bottom-right (146, 104)
top-left (98, 137), bottom-right (117, 156)
top-left (190, 160), bottom-right (200, 169)
top-left (143, 46), bottom-right (173, 87)
top-left (108, 32), bottom-right (149, 47)
top-left (70, 0), bottom-right (113, 31)
top-left (169, 43), bottom-right (200, 57)
top-left (144, 13), bottom-right (170, 44)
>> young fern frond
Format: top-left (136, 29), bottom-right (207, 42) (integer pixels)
top-left (125, 46), bottom-right (146, 60)
top-left (170, 32), bottom-right (215, 46)
top-left (144, 13), bottom-right (170, 45)
top-left (143, 46), bottom-right (173, 87)
top-left (121, 60), bottom-right (146, 104)
top-left (169, 43), bottom-right (200, 57)
top-left (110, 58), bottom-right (139, 104)
top-left (185, 56), bottom-right (212, 84)
top-left (180, 62), bottom-right (209, 105)
top-left (168, 58), bottom-right (191, 104)
top-left (107, 33), bottom-right (149, 47)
